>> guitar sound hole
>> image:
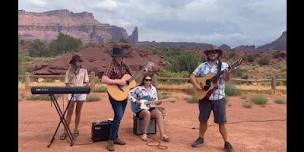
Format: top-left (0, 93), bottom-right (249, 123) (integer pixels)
top-left (203, 85), bottom-right (210, 91)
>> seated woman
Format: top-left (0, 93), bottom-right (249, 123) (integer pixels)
top-left (128, 75), bottom-right (169, 142)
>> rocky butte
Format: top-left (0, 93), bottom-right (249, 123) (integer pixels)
top-left (18, 9), bottom-right (138, 44)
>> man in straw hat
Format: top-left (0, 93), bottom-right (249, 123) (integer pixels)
top-left (190, 46), bottom-right (234, 152)
top-left (101, 45), bottom-right (133, 151)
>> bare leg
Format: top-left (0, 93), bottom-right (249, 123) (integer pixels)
top-left (65, 101), bottom-right (75, 129)
top-left (219, 124), bottom-right (228, 142)
top-left (75, 101), bottom-right (84, 131)
top-left (199, 122), bottom-right (208, 138)
top-left (150, 109), bottom-right (166, 137)
top-left (139, 110), bottom-right (151, 134)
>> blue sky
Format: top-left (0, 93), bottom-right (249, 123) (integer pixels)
top-left (19, 0), bottom-right (286, 47)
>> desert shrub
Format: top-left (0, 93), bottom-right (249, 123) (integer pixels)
top-left (245, 55), bottom-right (255, 62)
top-left (228, 51), bottom-right (237, 58)
top-left (158, 92), bottom-right (172, 99)
top-left (225, 82), bottom-right (241, 96)
top-left (258, 57), bottom-right (270, 65)
top-left (86, 94), bottom-right (101, 102)
top-left (272, 51), bottom-right (281, 59)
top-left (232, 68), bottom-right (247, 78)
top-left (49, 33), bottom-right (82, 55)
top-left (28, 39), bottom-right (52, 57)
top-left (274, 98), bottom-right (286, 104)
top-left (167, 52), bottom-right (201, 73)
top-left (242, 100), bottom-right (253, 108)
top-left (241, 74), bottom-right (249, 79)
top-left (250, 95), bottom-right (268, 105)
top-left (94, 85), bottom-right (107, 93)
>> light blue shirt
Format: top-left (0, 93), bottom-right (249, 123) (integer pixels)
top-left (193, 61), bottom-right (229, 100)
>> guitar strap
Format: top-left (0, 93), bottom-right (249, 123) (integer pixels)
top-left (215, 60), bottom-right (222, 81)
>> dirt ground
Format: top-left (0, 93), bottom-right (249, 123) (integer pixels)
top-left (19, 93), bottom-right (286, 152)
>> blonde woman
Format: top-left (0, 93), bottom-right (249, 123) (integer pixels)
top-left (60, 55), bottom-right (89, 140)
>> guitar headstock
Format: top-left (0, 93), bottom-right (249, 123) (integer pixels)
top-left (230, 58), bottom-right (243, 69)
top-left (142, 61), bottom-right (159, 74)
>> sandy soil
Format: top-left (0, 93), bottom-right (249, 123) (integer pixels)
top-left (19, 93), bottom-right (286, 152)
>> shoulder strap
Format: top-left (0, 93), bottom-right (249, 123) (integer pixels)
top-left (217, 60), bottom-right (222, 75)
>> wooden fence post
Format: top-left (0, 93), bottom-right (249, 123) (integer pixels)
top-left (25, 72), bottom-right (30, 91)
top-left (271, 76), bottom-right (276, 91)
top-left (153, 75), bottom-right (158, 88)
top-left (90, 71), bottom-right (96, 92)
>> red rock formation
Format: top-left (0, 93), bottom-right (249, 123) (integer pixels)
top-left (32, 44), bottom-right (163, 75)
top-left (18, 9), bottom-right (138, 43)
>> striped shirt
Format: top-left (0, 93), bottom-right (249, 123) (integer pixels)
top-left (193, 61), bottom-right (229, 100)
top-left (103, 61), bottom-right (132, 79)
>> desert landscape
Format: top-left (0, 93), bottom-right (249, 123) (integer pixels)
top-left (18, 7), bottom-right (286, 152)
top-left (18, 81), bottom-right (286, 152)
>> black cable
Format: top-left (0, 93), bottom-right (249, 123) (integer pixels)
top-left (146, 137), bottom-right (168, 150)
top-left (188, 118), bottom-right (286, 129)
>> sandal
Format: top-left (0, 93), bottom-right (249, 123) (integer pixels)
top-left (73, 129), bottom-right (79, 137)
top-left (141, 134), bottom-right (148, 141)
top-left (161, 135), bottom-right (169, 142)
top-left (59, 133), bottom-right (67, 140)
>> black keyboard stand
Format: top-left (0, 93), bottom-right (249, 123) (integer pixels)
top-left (47, 94), bottom-right (75, 147)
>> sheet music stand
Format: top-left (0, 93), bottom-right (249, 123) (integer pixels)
top-left (47, 94), bottom-right (75, 147)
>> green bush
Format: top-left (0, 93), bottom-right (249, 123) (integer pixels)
top-left (28, 39), bottom-right (52, 57)
top-left (94, 85), bottom-right (107, 93)
top-left (245, 55), bottom-right (255, 62)
top-left (167, 52), bottom-right (201, 73)
top-left (250, 95), bottom-right (268, 105)
top-left (158, 92), bottom-right (172, 99)
top-left (225, 82), bottom-right (241, 96)
top-left (272, 51), bottom-right (281, 59)
top-left (232, 68), bottom-right (247, 78)
top-left (49, 33), bottom-right (82, 56)
top-left (258, 57), bottom-right (270, 66)
top-left (274, 98), bottom-right (286, 104)
top-left (86, 94), bottom-right (101, 102)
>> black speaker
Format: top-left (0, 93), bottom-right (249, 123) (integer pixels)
top-left (133, 115), bottom-right (156, 135)
top-left (91, 120), bottom-right (113, 142)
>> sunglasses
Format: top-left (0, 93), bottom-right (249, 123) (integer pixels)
top-left (144, 79), bottom-right (152, 81)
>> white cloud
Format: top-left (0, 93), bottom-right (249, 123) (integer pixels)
top-left (94, 0), bottom-right (118, 12)
top-left (28, 0), bottom-right (47, 6)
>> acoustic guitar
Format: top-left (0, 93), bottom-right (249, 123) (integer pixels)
top-left (192, 58), bottom-right (243, 100)
top-left (131, 96), bottom-right (175, 113)
top-left (106, 62), bottom-right (155, 101)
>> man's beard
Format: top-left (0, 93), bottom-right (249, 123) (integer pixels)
top-left (208, 57), bottom-right (217, 62)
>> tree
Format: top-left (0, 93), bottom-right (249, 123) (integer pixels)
top-left (49, 33), bottom-right (82, 55)
top-left (28, 39), bottom-right (50, 57)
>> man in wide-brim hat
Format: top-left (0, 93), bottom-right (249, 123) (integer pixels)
top-left (190, 45), bottom-right (234, 152)
top-left (203, 46), bottom-right (223, 59)
top-left (100, 46), bottom-right (132, 151)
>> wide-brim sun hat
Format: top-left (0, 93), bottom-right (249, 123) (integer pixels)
top-left (111, 47), bottom-right (128, 57)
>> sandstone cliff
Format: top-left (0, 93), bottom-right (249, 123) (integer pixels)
top-left (18, 9), bottom-right (138, 43)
